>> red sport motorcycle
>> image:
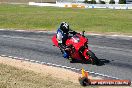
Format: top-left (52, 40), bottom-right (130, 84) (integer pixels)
top-left (52, 31), bottom-right (99, 65)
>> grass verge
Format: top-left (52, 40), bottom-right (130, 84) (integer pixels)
top-left (0, 4), bottom-right (132, 35)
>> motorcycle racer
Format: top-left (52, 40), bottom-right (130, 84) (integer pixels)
top-left (52, 22), bottom-right (99, 65)
top-left (56, 22), bottom-right (76, 59)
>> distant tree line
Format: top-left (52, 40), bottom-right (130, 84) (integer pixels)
top-left (83, 0), bottom-right (126, 4)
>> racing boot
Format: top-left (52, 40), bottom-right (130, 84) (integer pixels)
top-left (69, 57), bottom-right (76, 63)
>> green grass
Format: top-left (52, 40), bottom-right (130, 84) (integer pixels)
top-left (0, 4), bottom-right (132, 34)
top-left (0, 63), bottom-right (97, 88)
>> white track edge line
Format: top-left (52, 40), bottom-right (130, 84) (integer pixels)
top-left (0, 54), bottom-right (123, 80)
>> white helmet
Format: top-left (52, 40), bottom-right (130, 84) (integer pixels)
top-left (60, 22), bottom-right (69, 32)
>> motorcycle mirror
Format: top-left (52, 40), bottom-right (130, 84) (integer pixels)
top-left (82, 31), bottom-right (85, 36)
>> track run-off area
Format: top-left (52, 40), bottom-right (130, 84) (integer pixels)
top-left (0, 29), bottom-right (132, 81)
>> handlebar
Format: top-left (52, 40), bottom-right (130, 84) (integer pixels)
top-left (81, 31), bottom-right (85, 36)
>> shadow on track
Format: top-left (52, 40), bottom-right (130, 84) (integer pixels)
top-left (97, 59), bottom-right (110, 66)
top-left (69, 58), bottom-right (110, 66)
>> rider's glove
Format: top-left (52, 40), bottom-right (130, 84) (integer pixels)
top-left (69, 29), bottom-right (77, 35)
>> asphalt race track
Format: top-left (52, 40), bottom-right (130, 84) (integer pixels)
top-left (0, 30), bottom-right (132, 81)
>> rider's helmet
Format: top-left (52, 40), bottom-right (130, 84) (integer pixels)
top-left (60, 22), bottom-right (69, 33)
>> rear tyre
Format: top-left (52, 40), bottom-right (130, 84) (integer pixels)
top-left (87, 50), bottom-right (99, 65)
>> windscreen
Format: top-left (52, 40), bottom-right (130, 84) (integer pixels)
top-left (71, 35), bottom-right (80, 43)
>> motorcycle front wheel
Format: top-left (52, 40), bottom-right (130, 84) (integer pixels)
top-left (86, 50), bottom-right (99, 65)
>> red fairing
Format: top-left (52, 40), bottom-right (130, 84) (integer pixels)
top-left (66, 34), bottom-right (88, 51)
top-left (65, 34), bottom-right (89, 60)
top-left (52, 33), bottom-right (91, 61)
top-left (52, 35), bottom-right (59, 47)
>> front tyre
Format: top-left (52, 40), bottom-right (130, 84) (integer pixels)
top-left (86, 50), bottom-right (99, 65)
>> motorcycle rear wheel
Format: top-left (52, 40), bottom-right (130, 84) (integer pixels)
top-left (86, 50), bottom-right (99, 65)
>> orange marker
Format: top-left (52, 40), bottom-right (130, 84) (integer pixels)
top-left (79, 68), bottom-right (131, 86)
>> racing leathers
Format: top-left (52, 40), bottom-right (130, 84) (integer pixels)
top-left (56, 28), bottom-right (76, 58)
